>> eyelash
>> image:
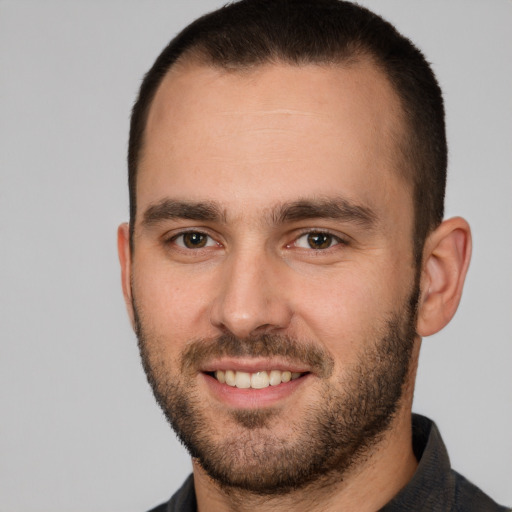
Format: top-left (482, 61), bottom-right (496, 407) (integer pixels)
top-left (167, 230), bottom-right (220, 250)
top-left (291, 230), bottom-right (347, 250)
top-left (165, 229), bottom-right (347, 252)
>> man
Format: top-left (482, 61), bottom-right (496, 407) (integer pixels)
top-left (117, 1), bottom-right (508, 510)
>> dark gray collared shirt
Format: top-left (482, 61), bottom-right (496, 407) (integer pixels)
top-left (148, 415), bottom-right (509, 512)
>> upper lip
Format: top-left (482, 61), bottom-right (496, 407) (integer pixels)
top-left (200, 357), bottom-right (311, 374)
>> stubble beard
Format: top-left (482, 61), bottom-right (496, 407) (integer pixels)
top-left (134, 284), bottom-right (419, 496)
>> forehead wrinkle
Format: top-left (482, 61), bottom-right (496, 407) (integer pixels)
top-left (218, 108), bottom-right (326, 117)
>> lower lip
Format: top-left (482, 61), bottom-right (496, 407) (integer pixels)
top-left (201, 373), bottom-right (311, 409)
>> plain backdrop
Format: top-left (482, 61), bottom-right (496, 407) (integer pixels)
top-left (1, 1), bottom-right (511, 510)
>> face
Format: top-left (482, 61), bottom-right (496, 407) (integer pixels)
top-left (121, 61), bottom-right (420, 493)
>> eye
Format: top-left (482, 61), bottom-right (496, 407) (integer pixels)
top-left (173, 231), bottom-right (218, 249)
top-left (294, 231), bottom-right (341, 250)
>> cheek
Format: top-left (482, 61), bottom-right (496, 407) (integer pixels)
top-left (293, 264), bottom-right (408, 359)
top-left (132, 258), bottom-right (215, 345)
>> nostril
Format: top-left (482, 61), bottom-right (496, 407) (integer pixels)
top-left (208, 276), bottom-right (293, 338)
top-left (251, 323), bottom-right (275, 335)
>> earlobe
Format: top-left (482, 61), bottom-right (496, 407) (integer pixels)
top-left (416, 217), bottom-right (472, 337)
top-left (117, 223), bottom-right (135, 328)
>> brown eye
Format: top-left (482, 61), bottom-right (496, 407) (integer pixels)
top-left (178, 232), bottom-right (210, 249)
top-left (307, 232), bottom-right (334, 249)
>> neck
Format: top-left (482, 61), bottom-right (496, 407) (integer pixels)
top-left (193, 406), bottom-right (417, 512)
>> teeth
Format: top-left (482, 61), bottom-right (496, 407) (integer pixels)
top-left (235, 371), bottom-right (251, 389)
top-left (269, 370), bottom-right (282, 386)
top-left (214, 370), bottom-right (303, 389)
top-left (251, 371), bottom-right (269, 389)
top-left (225, 370), bottom-right (236, 386)
top-left (216, 370), bottom-right (226, 384)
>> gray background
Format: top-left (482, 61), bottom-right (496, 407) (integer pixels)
top-left (1, 1), bottom-right (511, 510)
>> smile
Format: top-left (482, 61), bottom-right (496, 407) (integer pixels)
top-left (213, 370), bottom-right (304, 389)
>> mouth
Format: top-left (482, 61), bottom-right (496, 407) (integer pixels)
top-left (199, 359), bottom-right (313, 408)
top-left (207, 369), bottom-right (306, 389)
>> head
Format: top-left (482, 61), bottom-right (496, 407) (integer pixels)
top-left (128, 0), bottom-right (448, 264)
top-left (119, 0), bottom-right (471, 497)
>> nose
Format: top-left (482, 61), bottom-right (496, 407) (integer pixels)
top-left (209, 249), bottom-right (293, 338)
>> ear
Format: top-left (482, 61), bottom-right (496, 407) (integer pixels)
top-left (117, 223), bottom-right (135, 329)
top-left (416, 217), bottom-right (472, 337)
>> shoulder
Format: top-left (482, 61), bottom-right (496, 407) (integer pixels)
top-left (146, 504), bottom-right (168, 512)
top-left (381, 415), bottom-right (509, 511)
top-left (452, 470), bottom-right (510, 512)
top-left (145, 474), bottom-right (196, 512)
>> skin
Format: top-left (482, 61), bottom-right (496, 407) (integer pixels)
top-left (118, 60), bottom-right (471, 512)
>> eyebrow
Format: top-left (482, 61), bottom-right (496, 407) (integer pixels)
top-left (273, 197), bottom-right (377, 228)
top-left (141, 199), bottom-right (226, 226)
top-left (140, 196), bottom-right (377, 230)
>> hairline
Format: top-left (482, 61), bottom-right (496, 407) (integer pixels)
top-left (131, 52), bottom-right (418, 252)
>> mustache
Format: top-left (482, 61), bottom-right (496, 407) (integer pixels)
top-left (181, 333), bottom-right (334, 378)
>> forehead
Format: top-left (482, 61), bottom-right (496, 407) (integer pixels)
top-left (138, 60), bottom-right (411, 225)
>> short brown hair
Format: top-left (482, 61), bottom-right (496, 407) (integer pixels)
top-left (128, 0), bottom-right (446, 262)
